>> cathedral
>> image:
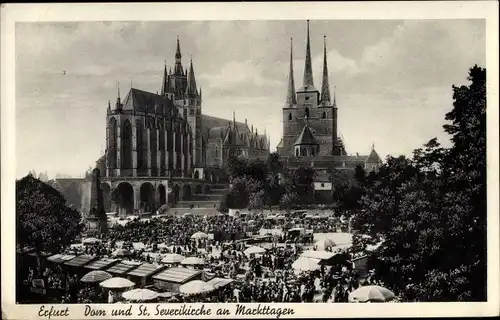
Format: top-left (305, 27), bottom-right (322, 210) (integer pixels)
top-left (277, 21), bottom-right (382, 176)
top-left (102, 37), bottom-right (270, 181)
top-left (96, 37), bottom-right (270, 215)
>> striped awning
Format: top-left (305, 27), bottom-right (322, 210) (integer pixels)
top-left (127, 263), bottom-right (165, 278)
top-left (106, 261), bottom-right (140, 275)
top-left (152, 267), bottom-right (201, 284)
top-left (85, 258), bottom-right (119, 270)
top-left (64, 255), bottom-right (96, 267)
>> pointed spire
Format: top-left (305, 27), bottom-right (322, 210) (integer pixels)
top-left (302, 20), bottom-right (315, 91)
top-left (285, 37), bottom-right (297, 107)
top-left (199, 87), bottom-right (202, 100)
top-left (161, 61), bottom-right (168, 95)
top-left (174, 36), bottom-right (183, 75)
top-left (251, 124), bottom-right (254, 133)
top-left (115, 81), bottom-right (121, 110)
top-left (320, 35), bottom-right (331, 104)
top-left (372, 141), bottom-right (375, 150)
top-left (185, 57), bottom-right (198, 97)
top-left (333, 85), bottom-right (337, 107)
top-left (232, 111), bottom-right (236, 128)
top-left (107, 100), bottom-right (111, 111)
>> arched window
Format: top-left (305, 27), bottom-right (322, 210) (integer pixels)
top-left (215, 145), bottom-right (219, 158)
top-left (108, 118), bottom-right (118, 169)
top-left (301, 148), bottom-right (307, 156)
top-left (288, 113), bottom-right (292, 121)
top-left (311, 148), bottom-right (315, 156)
top-left (305, 107), bottom-right (310, 118)
top-left (322, 111), bottom-right (326, 119)
top-left (121, 120), bottom-right (133, 170)
top-left (295, 149), bottom-right (299, 157)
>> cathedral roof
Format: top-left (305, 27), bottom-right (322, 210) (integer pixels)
top-left (365, 147), bottom-right (382, 163)
top-left (201, 114), bottom-right (247, 141)
top-left (123, 88), bottom-right (177, 115)
top-left (293, 125), bottom-right (318, 146)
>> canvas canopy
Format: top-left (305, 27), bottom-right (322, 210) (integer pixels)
top-left (152, 267), bottom-right (202, 284)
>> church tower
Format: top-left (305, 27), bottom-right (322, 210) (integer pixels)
top-left (280, 20), bottom-right (337, 156)
top-left (185, 57), bottom-right (203, 166)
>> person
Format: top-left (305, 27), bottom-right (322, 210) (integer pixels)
top-left (108, 290), bottom-right (114, 304)
top-left (233, 287), bottom-right (241, 303)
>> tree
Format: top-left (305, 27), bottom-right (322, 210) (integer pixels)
top-left (279, 192), bottom-right (299, 212)
top-left (351, 65), bottom-right (487, 302)
top-left (16, 174), bottom-right (84, 275)
top-left (248, 190), bottom-right (265, 211)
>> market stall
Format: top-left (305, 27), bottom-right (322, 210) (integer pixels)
top-left (152, 267), bottom-right (203, 293)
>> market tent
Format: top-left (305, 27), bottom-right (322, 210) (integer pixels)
top-left (85, 258), bottom-right (119, 270)
top-left (127, 263), bottom-right (165, 279)
top-left (161, 254), bottom-right (185, 264)
top-left (300, 250), bottom-right (336, 260)
top-left (206, 277), bottom-right (234, 289)
top-left (64, 255), bottom-right (96, 267)
top-left (181, 257), bottom-right (205, 266)
top-left (292, 257), bottom-right (320, 272)
top-left (152, 267), bottom-right (203, 293)
top-left (46, 254), bottom-right (75, 264)
top-left (243, 246), bottom-right (266, 256)
top-left (179, 280), bottom-right (215, 295)
top-left (106, 261), bottom-right (141, 276)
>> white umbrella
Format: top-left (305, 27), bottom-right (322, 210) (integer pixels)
top-left (181, 257), bottom-right (206, 265)
top-left (315, 238), bottom-right (337, 250)
top-left (122, 288), bottom-right (158, 301)
top-left (161, 253), bottom-right (185, 264)
top-left (276, 215), bottom-right (285, 220)
top-left (191, 232), bottom-right (209, 240)
top-left (99, 277), bottom-right (135, 289)
top-left (244, 246), bottom-right (266, 256)
top-left (179, 280), bottom-right (215, 295)
top-left (291, 257), bottom-right (320, 272)
top-left (81, 270), bottom-right (112, 283)
top-left (348, 285), bottom-right (395, 303)
top-left (183, 212), bottom-right (193, 217)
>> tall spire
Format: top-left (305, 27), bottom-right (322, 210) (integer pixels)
top-left (302, 20), bottom-right (315, 91)
top-left (232, 111), bottom-right (236, 128)
top-left (285, 37), bottom-right (297, 107)
top-left (115, 81), bottom-right (121, 110)
top-left (161, 61), bottom-right (167, 95)
top-left (333, 85), bottom-right (337, 107)
top-left (185, 57), bottom-right (198, 97)
top-left (320, 35), bottom-right (331, 104)
top-left (174, 35), bottom-right (183, 75)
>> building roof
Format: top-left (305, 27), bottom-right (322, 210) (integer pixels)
top-left (122, 88), bottom-right (177, 115)
top-left (47, 254), bottom-right (76, 264)
top-left (293, 125), bottom-right (318, 146)
top-left (64, 255), bottom-right (96, 267)
top-left (152, 267), bottom-right (202, 284)
top-left (85, 258), bottom-right (119, 270)
top-left (127, 263), bottom-right (165, 278)
top-left (365, 148), bottom-right (382, 163)
top-left (106, 261), bottom-right (140, 275)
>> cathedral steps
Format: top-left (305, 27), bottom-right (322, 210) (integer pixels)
top-left (168, 207), bottom-right (218, 217)
top-left (191, 193), bottom-right (225, 201)
top-left (170, 182), bottom-right (230, 210)
top-left (175, 200), bottom-right (219, 208)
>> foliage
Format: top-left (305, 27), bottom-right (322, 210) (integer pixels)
top-left (248, 190), bottom-right (265, 211)
top-left (352, 65), bottom-right (487, 301)
top-left (279, 192), bottom-right (299, 212)
top-left (16, 174), bottom-right (84, 267)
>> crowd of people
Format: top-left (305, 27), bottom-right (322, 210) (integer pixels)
top-left (19, 211), bottom-right (378, 304)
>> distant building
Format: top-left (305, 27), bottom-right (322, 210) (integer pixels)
top-left (276, 20), bottom-right (383, 194)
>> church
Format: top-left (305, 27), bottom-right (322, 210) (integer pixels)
top-left (95, 37), bottom-right (270, 215)
top-left (277, 21), bottom-right (383, 179)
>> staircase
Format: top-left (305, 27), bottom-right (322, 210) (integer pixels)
top-left (169, 183), bottom-right (229, 217)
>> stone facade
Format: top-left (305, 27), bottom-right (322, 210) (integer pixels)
top-left (277, 21), bottom-right (383, 179)
top-left (99, 37), bottom-right (269, 215)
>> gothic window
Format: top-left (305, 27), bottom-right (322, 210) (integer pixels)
top-left (301, 148), bottom-right (307, 156)
top-left (121, 120), bottom-right (133, 169)
top-left (295, 149), bottom-right (299, 157)
top-left (108, 117), bottom-right (118, 169)
top-left (288, 113), bottom-right (292, 121)
top-left (215, 145), bottom-right (219, 158)
top-left (305, 96), bottom-right (310, 101)
top-left (311, 148), bottom-right (315, 156)
top-left (322, 111), bottom-right (326, 119)
top-left (136, 120), bottom-right (143, 169)
top-left (190, 108), bottom-right (194, 115)
top-left (197, 109), bottom-right (201, 115)
top-left (305, 107), bottom-right (310, 118)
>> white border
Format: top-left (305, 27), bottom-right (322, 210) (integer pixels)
top-left (1, 2), bottom-right (499, 319)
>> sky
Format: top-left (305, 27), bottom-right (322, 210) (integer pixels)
top-left (15, 19), bottom-right (486, 178)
